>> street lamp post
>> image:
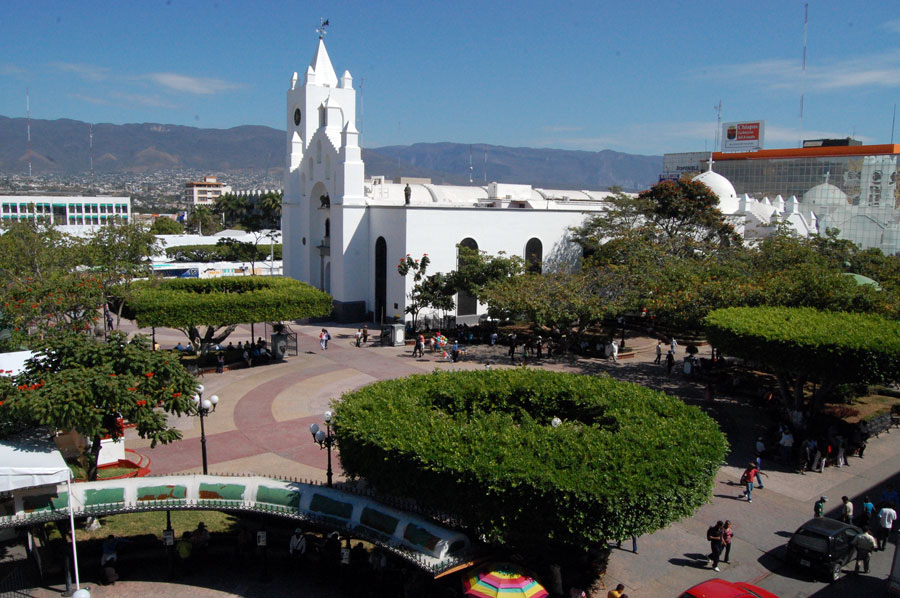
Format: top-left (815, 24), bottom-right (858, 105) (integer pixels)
top-left (309, 411), bottom-right (336, 487)
top-left (192, 385), bottom-right (219, 475)
top-left (618, 316), bottom-right (626, 351)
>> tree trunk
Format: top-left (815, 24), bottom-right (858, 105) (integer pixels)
top-left (86, 435), bottom-right (102, 482)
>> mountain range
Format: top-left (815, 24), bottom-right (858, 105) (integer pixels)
top-left (0, 116), bottom-right (662, 191)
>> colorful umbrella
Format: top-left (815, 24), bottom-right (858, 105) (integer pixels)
top-left (463, 563), bottom-right (549, 598)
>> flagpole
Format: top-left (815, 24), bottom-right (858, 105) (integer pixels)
top-left (67, 474), bottom-right (90, 597)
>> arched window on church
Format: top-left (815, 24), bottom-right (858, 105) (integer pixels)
top-left (325, 218), bottom-right (330, 238)
top-left (319, 105), bottom-right (326, 128)
top-left (525, 238), bottom-right (542, 274)
top-left (457, 238), bottom-right (478, 316)
top-left (317, 139), bottom-right (322, 164)
top-left (325, 154), bottom-right (331, 179)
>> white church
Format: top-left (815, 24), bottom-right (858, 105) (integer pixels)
top-left (282, 40), bottom-right (814, 324)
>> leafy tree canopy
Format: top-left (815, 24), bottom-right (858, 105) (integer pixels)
top-left (149, 217), bottom-right (184, 235)
top-left (705, 306), bottom-right (900, 415)
top-left (0, 332), bottom-right (198, 480)
top-left (335, 369), bottom-right (727, 553)
top-left (121, 276), bottom-right (332, 352)
top-left (0, 220), bottom-right (102, 348)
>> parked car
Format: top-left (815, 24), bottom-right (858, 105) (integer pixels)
top-left (785, 517), bottom-right (861, 581)
top-left (679, 578), bottom-right (780, 597)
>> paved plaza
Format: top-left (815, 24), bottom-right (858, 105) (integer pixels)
top-left (24, 321), bottom-right (900, 597)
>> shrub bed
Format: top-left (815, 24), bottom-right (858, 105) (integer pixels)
top-left (122, 276), bottom-right (333, 329)
top-left (334, 368), bottom-right (727, 550)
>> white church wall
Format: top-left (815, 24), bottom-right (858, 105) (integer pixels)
top-left (368, 207), bottom-right (410, 320)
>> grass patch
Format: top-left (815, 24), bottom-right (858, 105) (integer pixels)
top-left (46, 510), bottom-right (243, 542)
top-left (822, 393), bottom-right (899, 424)
top-left (67, 462), bottom-right (141, 481)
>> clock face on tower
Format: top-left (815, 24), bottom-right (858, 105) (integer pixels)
top-left (293, 108), bottom-right (302, 126)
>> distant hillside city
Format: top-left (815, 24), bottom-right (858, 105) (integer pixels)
top-left (0, 115), bottom-right (662, 210)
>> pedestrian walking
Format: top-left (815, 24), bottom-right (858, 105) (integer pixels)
top-left (814, 496), bottom-right (828, 518)
top-left (740, 462), bottom-right (760, 502)
top-left (319, 328), bottom-right (330, 350)
top-left (608, 583), bottom-right (626, 598)
top-left (216, 353), bottom-right (225, 374)
top-left (362, 325), bottom-right (368, 344)
top-left (853, 529), bottom-right (877, 573)
top-left (722, 520), bottom-right (734, 563)
top-left (355, 328), bottom-right (362, 347)
top-left (860, 496), bottom-right (875, 528)
top-left (706, 521), bottom-right (725, 571)
top-left (670, 337), bottom-right (678, 353)
top-left (876, 503), bottom-right (897, 550)
top-left (654, 341), bottom-right (662, 364)
top-left (289, 528), bottom-right (307, 566)
top-left (779, 428), bottom-right (794, 467)
top-left (665, 349), bottom-right (675, 375)
top-left (841, 496), bottom-right (854, 524)
top-left (609, 339), bottom-right (619, 363)
top-left (753, 453), bottom-right (767, 489)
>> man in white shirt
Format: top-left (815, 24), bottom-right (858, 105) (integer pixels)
top-left (877, 505), bottom-right (897, 551)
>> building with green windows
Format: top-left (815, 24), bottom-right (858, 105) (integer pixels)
top-left (0, 195), bottom-right (131, 228)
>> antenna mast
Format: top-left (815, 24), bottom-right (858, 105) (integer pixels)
top-left (483, 149), bottom-right (487, 184)
top-left (89, 123), bottom-right (94, 182)
top-left (891, 103), bottom-right (896, 145)
top-left (713, 100), bottom-right (722, 152)
top-left (26, 88), bottom-right (32, 179)
top-left (468, 145), bottom-right (473, 184)
top-left (799, 3), bottom-right (808, 147)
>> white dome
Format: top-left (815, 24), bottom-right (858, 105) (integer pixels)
top-left (692, 170), bottom-right (739, 214)
top-left (802, 182), bottom-right (849, 208)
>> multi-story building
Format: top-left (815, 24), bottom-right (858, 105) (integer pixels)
top-left (663, 143), bottom-right (900, 254)
top-left (184, 176), bottom-right (232, 207)
top-left (0, 195), bottom-right (131, 228)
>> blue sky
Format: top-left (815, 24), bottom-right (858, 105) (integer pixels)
top-left (3, 0), bottom-right (900, 155)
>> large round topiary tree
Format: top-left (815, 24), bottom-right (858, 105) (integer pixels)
top-left (121, 276), bottom-right (333, 352)
top-left (334, 368), bottom-right (727, 553)
top-left (705, 306), bottom-right (900, 416)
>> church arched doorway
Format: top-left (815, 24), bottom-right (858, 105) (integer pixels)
top-left (525, 238), bottom-right (543, 274)
top-left (457, 238), bottom-right (478, 316)
top-left (374, 237), bottom-right (387, 324)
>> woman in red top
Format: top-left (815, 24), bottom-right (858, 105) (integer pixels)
top-left (722, 520), bottom-right (734, 563)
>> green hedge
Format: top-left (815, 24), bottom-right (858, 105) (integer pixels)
top-left (334, 368), bottom-right (727, 549)
top-left (164, 244), bottom-right (282, 262)
top-left (705, 306), bottom-right (900, 384)
top-left (122, 276), bottom-right (332, 328)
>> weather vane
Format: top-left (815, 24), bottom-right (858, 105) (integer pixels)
top-left (316, 18), bottom-right (329, 39)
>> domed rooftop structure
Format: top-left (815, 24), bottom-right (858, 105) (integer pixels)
top-left (692, 169), bottom-right (739, 214)
top-left (802, 180), bottom-right (849, 208)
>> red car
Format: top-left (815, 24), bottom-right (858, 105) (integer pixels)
top-left (679, 579), bottom-right (780, 598)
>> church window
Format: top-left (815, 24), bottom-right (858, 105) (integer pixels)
top-left (525, 238), bottom-right (542, 273)
top-left (317, 139), bottom-right (322, 164)
top-left (325, 154), bottom-right (331, 179)
top-left (325, 218), bottom-right (330, 238)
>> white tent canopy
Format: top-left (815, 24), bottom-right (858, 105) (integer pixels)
top-left (0, 432), bottom-right (70, 492)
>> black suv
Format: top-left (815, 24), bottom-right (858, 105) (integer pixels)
top-left (785, 518), bottom-right (861, 582)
